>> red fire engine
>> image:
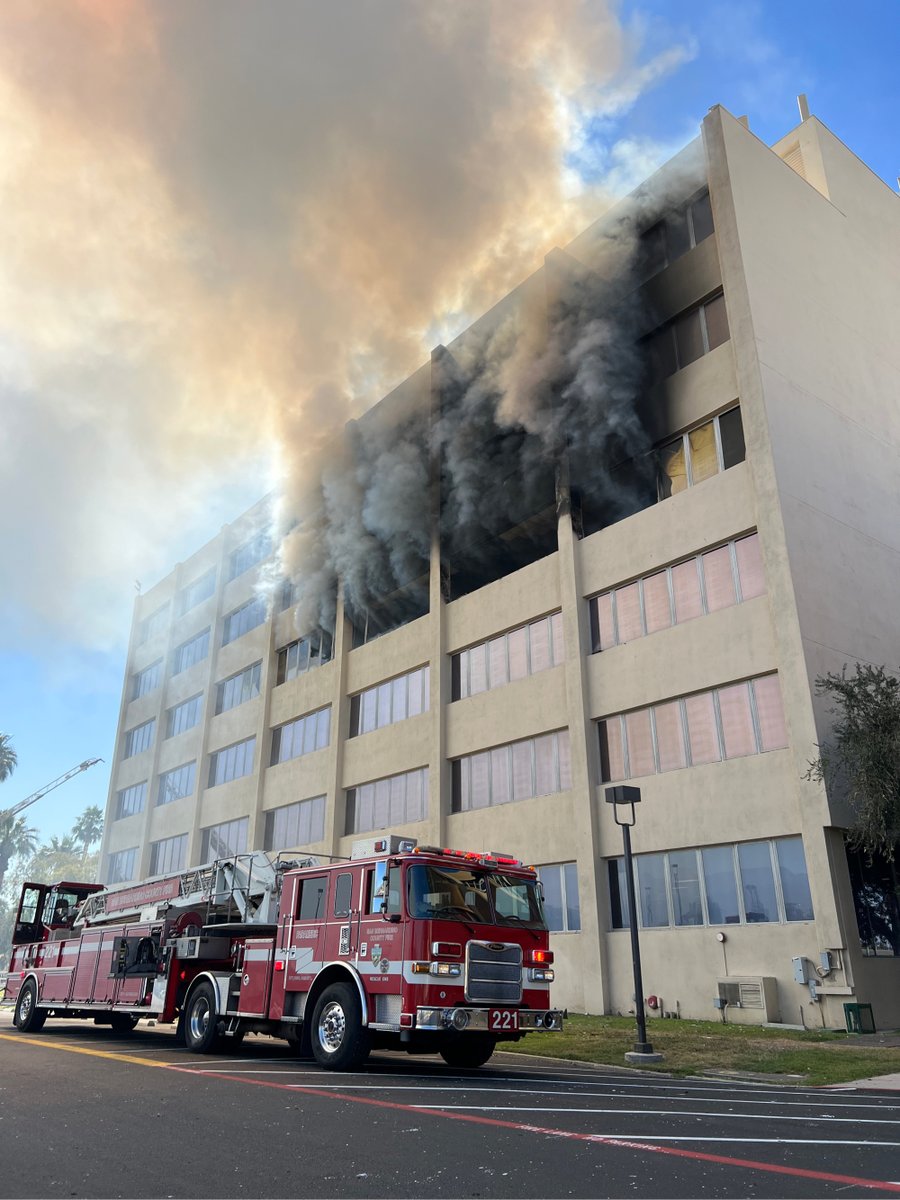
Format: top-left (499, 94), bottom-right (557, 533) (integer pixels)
top-left (3, 837), bottom-right (562, 1069)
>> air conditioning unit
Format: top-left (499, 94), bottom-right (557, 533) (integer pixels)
top-left (716, 976), bottom-right (780, 1023)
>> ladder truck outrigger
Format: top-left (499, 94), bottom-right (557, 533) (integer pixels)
top-left (3, 837), bottom-right (563, 1069)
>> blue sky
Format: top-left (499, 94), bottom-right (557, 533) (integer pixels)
top-left (1, 0), bottom-right (896, 847)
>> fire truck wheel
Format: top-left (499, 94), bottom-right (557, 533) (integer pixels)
top-left (439, 1034), bottom-right (497, 1069)
top-left (109, 1014), bottom-right (140, 1033)
top-left (184, 982), bottom-right (222, 1054)
top-left (310, 982), bottom-right (371, 1070)
top-left (13, 981), bottom-right (46, 1033)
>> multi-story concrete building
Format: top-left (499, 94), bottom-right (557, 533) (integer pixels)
top-left (100, 104), bottom-right (900, 1029)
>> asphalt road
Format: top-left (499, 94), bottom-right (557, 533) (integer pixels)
top-left (1, 1015), bottom-right (899, 1199)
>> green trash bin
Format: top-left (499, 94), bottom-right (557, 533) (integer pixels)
top-left (843, 1002), bottom-right (876, 1034)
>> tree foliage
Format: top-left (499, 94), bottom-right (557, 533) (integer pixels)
top-left (0, 733), bottom-right (17, 783)
top-left (808, 663), bottom-right (900, 859)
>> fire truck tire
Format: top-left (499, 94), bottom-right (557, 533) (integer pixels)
top-left (13, 981), bottom-right (46, 1033)
top-left (109, 1014), bottom-right (140, 1033)
top-left (310, 982), bottom-right (371, 1070)
top-left (439, 1034), bottom-right (497, 1069)
top-left (183, 982), bottom-right (222, 1054)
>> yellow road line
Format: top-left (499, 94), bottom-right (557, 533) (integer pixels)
top-left (0, 1032), bottom-right (170, 1068)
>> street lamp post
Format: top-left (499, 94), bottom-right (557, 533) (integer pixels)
top-left (606, 785), bottom-right (663, 1064)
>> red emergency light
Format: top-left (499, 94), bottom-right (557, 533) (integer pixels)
top-left (527, 949), bottom-right (554, 965)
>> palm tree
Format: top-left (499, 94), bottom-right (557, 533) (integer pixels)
top-left (0, 734), bottom-right (17, 783)
top-left (73, 805), bottom-right (104, 867)
top-left (0, 815), bottom-right (39, 892)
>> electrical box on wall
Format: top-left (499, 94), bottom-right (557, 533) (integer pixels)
top-left (792, 956), bottom-right (809, 984)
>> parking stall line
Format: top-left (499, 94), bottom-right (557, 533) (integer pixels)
top-left (409, 1104), bottom-right (900, 1127)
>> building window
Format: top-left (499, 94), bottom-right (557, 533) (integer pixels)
top-left (136, 603), bottom-right (170, 647)
top-left (846, 845), bottom-right (900, 957)
top-left (276, 630), bottom-right (333, 684)
top-left (115, 782), bottom-right (146, 820)
top-left (277, 578), bottom-right (298, 613)
top-left (538, 863), bottom-right (581, 932)
top-left (647, 292), bottom-right (730, 381)
top-left (350, 667), bottom-right (430, 736)
top-left (228, 531), bottom-right (272, 581)
top-left (172, 628), bottom-right (210, 675)
top-left (452, 613), bottom-right (564, 701)
top-left (263, 795), bottom-right (327, 851)
top-left (346, 767), bottom-right (429, 835)
top-left (131, 659), bottom-right (162, 700)
top-left (149, 834), bottom-right (187, 876)
top-left (208, 736), bottom-right (256, 787)
top-left (598, 674), bottom-right (787, 783)
top-left (451, 730), bottom-right (572, 813)
top-left (216, 662), bottom-right (262, 715)
top-left (157, 761), bottom-right (196, 806)
top-left (107, 847), bottom-right (137, 884)
top-left (176, 568), bottom-right (216, 617)
top-left (609, 836), bottom-right (814, 929)
top-left (639, 190), bottom-right (715, 278)
top-left (165, 694), bottom-right (203, 738)
top-left (222, 596), bottom-right (268, 646)
top-left (657, 408), bottom-right (744, 500)
top-left (200, 817), bottom-right (249, 862)
top-left (123, 719), bottom-right (155, 759)
top-left (271, 707), bottom-right (331, 765)
top-left (589, 533), bottom-right (765, 652)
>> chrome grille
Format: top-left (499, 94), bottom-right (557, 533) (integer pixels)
top-left (465, 941), bottom-right (522, 1003)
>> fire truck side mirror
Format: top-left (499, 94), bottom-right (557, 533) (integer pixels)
top-left (379, 901), bottom-right (400, 923)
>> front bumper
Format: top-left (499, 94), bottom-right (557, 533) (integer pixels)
top-left (416, 1006), bottom-right (563, 1033)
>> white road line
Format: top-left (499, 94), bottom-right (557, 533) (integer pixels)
top-left (408, 1105), bottom-right (900, 1126)
top-left (552, 1136), bottom-right (900, 1148)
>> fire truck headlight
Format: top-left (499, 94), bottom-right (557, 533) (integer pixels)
top-left (429, 962), bottom-right (461, 977)
top-left (529, 967), bottom-right (555, 983)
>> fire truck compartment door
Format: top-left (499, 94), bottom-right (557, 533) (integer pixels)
top-left (239, 940), bottom-right (273, 1014)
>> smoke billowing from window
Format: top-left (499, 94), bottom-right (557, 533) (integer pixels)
top-left (0, 1), bottom-right (694, 648)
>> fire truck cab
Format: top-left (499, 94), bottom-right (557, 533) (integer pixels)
top-left (4, 838), bottom-right (563, 1071)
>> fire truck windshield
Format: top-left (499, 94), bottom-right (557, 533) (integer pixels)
top-left (407, 865), bottom-right (546, 929)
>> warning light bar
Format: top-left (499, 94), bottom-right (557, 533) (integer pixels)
top-left (413, 846), bottom-right (526, 868)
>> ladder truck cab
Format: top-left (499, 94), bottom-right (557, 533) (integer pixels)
top-left (4, 837), bottom-right (563, 1070)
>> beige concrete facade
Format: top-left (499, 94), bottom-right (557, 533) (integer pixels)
top-left (100, 106), bottom-right (900, 1030)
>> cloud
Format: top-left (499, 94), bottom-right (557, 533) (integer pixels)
top-left (0, 0), bottom-right (692, 651)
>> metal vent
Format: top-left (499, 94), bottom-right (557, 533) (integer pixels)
top-left (465, 941), bottom-right (522, 1004)
top-left (737, 981), bottom-right (763, 1009)
top-left (782, 143), bottom-right (806, 180)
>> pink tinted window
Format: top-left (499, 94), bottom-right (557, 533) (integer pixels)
top-left (615, 582), bottom-right (643, 642)
top-left (654, 701), bottom-right (686, 772)
top-left (470, 752), bottom-right (490, 809)
top-left (736, 533), bottom-right (765, 600)
top-left (753, 675), bottom-right (789, 751)
top-left (717, 683), bottom-right (756, 759)
top-left (550, 611), bottom-right (565, 664)
top-left (530, 618), bottom-right (551, 674)
top-left (625, 708), bottom-right (655, 778)
top-left (643, 572), bottom-right (672, 634)
top-left (672, 559), bottom-right (703, 623)
top-left (599, 718), bottom-right (625, 782)
top-left (468, 644), bottom-right (488, 694)
top-left (512, 741), bottom-right (534, 799)
top-left (534, 735), bottom-right (557, 796)
top-left (684, 691), bottom-right (721, 765)
top-left (702, 546), bottom-right (737, 612)
top-left (593, 593), bottom-right (616, 650)
top-left (374, 778), bottom-right (391, 826)
top-left (490, 747), bottom-right (511, 804)
top-left (488, 637), bottom-right (508, 689)
top-left (508, 627), bottom-right (528, 681)
top-left (557, 730), bottom-right (572, 790)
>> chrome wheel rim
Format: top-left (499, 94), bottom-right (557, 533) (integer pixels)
top-left (19, 989), bottom-right (33, 1021)
top-left (318, 1001), bottom-right (346, 1054)
top-left (189, 996), bottom-right (210, 1043)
